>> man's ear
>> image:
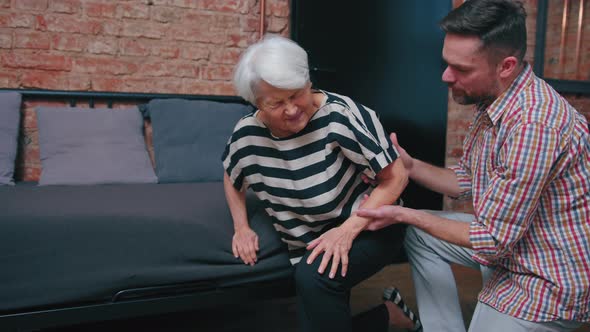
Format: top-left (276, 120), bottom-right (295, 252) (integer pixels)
top-left (498, 56), bottom-right (519, 79)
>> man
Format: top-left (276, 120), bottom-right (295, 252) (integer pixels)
top-left (357, 0), bottom-right (590, 331)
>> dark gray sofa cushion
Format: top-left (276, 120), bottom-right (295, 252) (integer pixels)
top-left (142, 99), bottom-right (253, 183)
top-left (0, 182), bottom-right (292, 312)
top-left (36, 106), bottom-right (157, 185)
top-left (0, 92), bottom-right (22, 186)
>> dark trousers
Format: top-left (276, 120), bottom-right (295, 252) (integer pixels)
top-left (294, 224), bottom-right (405, 332)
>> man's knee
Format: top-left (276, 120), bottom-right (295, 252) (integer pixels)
top-left (403, 225), bottom-right (430, 252)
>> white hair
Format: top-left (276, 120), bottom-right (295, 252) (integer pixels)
top-left (233, 34), bottom-right (310, 104)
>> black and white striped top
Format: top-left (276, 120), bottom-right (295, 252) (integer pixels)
top-left (222, 91), bottom-right (398, 264)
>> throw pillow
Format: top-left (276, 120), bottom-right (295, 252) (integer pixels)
top-left (36, 106), bottom-right (157, 185)
top-left (0, 92), bottom-right (22, 186)
top-left (141, 98), bottom-right (253, 183)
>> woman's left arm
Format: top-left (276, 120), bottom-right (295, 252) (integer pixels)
top-left (306, 158), bottom-right (408, 278)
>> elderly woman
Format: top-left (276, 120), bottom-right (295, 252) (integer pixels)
top-left (222, 34), bottom-right (421, 332)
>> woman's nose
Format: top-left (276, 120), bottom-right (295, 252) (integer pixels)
top-left (284, 101), bottom-right (298, 115)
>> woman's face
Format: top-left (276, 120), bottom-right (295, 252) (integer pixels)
top-left (255, 80), bottom-right (316, 138)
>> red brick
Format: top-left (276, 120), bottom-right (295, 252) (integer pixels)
top-left (121, 21), bottom-right (164, 39)
top-left (180, 44), bottom-right (210, 60)
top-left (0, 32), bottom-right (11, 48)
top-left (198, 0), bottom-right (252, 14)
top-left (150, 78), bottom-right (184, 94)
top-left (0, 72), bottom-right (19, 88)
top-left (36, 15), bottom-right (102, 35)
top-left (86, 37), bottom-right (118, 55)
top-left (210, 14), bottom-right (241, 30)
top-left (267, 16), bottom-right (287, 33)
top-left (0, 13), bottom-right (35, 28)
top-left (210, 47), bottom-right (242, 64)
top-left (21, 108), bottom-right (38, 129)
top-left (15, 0), bottom-right (48, 11)
top-left (2, 51), bottom-right (72, 71)
top-left (202, 64), bottom-right (233, 81)
top-left (120, 3), bottom-right (149, 19)
top-left (101, 19), bottom-right (121, 36)
top-left (151, 42), bottom-right (180, 59)
top-left (168, 26), bottom-right (216, 43)
top-left (224, 32), bottom-right (256, 47)
top-left (73, 57), bottom-right (138, 75)
top-left (151, 6), bottom-right (182, 23)
top-left (14, 31), bottom-right (51, 50)
top-left (242, 17), bottom-right (261, 32)
top-left (164, 0), bottom-right (199, 9)
top-left (267, 0), bottom-right (289, 17)
top-left (184, 12), bottom-right (214, 28)
top-left (120, 38), bottom-right (151, 57)
top-left (21, 70), bottom-right (68, 89)
top-left (90, 77), bottom-right (126, 92)
top-left (181, 79), bottom-right (235, 95)
top-left (52, 34), bottom-right (87, 52)
top-left (68, 75), bottom-right (91, 90)
top-left (85, 2), bottom-right (117, 18)
top-left (18, 165), bottom-right (42, 183)
top-left (0, 0), bottom-right (10, 8)
top-left (49, 0), bottom-right (81, 13)
top-left (140, 61), bottom-right (200, 78)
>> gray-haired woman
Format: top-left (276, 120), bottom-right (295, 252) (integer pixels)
top-left (222, 34), bottom-right (422, 332)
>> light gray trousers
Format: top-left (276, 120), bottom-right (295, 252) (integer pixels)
top-left (403, 210), bottom-right (583, 332)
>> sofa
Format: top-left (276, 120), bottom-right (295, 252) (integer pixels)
top-left (0, 90), bottom-right (296, 331)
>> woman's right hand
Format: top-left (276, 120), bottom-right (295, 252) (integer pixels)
top-left (232, 226), bottom-right (259, 266)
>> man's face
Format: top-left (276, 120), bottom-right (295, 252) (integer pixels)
top-left (441, 33), bottom-right (500, 105)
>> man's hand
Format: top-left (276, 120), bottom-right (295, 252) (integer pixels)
top-left (232, 226), bottom-right (259, 266)
top-left (357, 205), bottom-right (413, 231)
top-left (390, 133), bottom-right (414, 173)
top-left (306, 225), bottom-right (359, 279)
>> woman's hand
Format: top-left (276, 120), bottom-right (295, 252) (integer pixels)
top-left (232, 226), bottom-right (259, 266)
top-left (306, 225), bottom-right (359, 279)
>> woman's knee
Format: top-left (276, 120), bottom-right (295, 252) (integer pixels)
top-left (294, 256), bottom-right (344, 294)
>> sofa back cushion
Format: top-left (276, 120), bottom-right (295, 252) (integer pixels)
top-left (36, 106), bottom-right (157, 185)
top-left (0, 92), bottom-right (22, 186)
top-left (142, 98), bottom-right (253, 183)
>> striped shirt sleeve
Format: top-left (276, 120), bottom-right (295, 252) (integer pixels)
top-left (330, 106), bottom-right (399, 178)
top-left (221, 117), bottom-right (252, 191)
top-left (470, 122), bottom-right (561, 265)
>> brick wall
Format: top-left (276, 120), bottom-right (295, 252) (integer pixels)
top-left (0, 0), bottom-right (290, 181)
top-left (0, 0), bottom-right (290, 94)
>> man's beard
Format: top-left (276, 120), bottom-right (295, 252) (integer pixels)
top-left (451, 88), bottom-right (495, 107)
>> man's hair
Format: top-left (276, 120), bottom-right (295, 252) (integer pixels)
top-left (440, 0), bottom-right (527, 63)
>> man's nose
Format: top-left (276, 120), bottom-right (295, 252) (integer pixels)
top-left (442, 66), bottom-right (454, 83)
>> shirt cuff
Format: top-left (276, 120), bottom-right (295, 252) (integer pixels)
top-left (448, 165), bottom-right (472, 200)
top-left (469, 220), bottom-right (497, 266)
top-left (368, 150), bottom-right (396, 177)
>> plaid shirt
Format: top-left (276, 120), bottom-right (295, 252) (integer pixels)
top-left (449, 64), bottom-right (590, 322)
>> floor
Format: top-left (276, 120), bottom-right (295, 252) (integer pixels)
top-left (48, 264), bottom-right (589, 332)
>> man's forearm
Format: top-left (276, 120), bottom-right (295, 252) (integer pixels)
top-left (409, 209), bottom-right (472, 248)
top-left (411, 159), bottom-right (463, 197)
